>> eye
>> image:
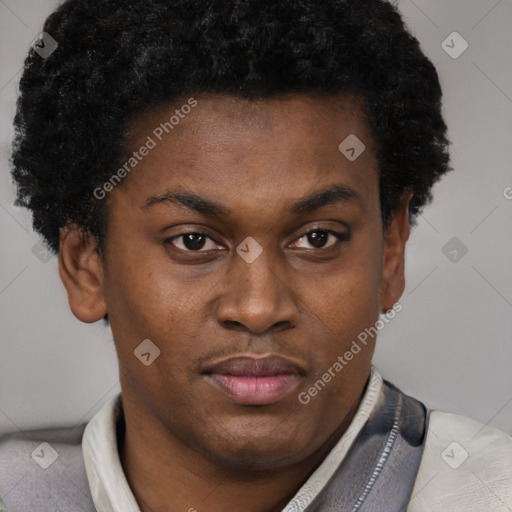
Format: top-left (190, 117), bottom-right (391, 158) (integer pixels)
top-left (289, 229), bottom-right (349, 250)
top-left (164, 232), bottom-right (223, 252)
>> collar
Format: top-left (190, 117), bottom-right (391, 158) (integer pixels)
top-left (82, 365), bottom-right (383, 512)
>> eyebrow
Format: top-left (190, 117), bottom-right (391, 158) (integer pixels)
top-left (142, 185), bottom-right (360, 218)
top-left (143, 191), bottom-right (231, 217)
top-left (289, 185), bottom-right (360, 215)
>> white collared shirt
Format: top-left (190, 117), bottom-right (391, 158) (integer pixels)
top-left (82, 365), bottom-right (384, 512)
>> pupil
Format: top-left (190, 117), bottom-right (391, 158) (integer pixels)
top-left (308, 231), bottom-right (328, 248)
top-left (184, 233), bottom-right (206, 251)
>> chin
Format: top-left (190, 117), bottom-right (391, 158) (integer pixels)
top-left (200, 421), bottom-right (310, 470)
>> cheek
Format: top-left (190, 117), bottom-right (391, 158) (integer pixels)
top-left (102, 242), bottom-right (217, 365)
top-left (304, 240), bottom-right (383, 337)
top-left (304, 277), bottom-right (381, 367)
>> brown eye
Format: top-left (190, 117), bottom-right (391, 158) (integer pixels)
top-left (306, 231), bottom-right (329, 248)
top-left (290, 229), bottom-right (349, 250)
top-left (181, 233), bottom-right (207, 251)
top-left (165, 232), bottom-right (223, 252)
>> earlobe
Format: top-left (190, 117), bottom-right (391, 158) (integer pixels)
top-left (58, 226), bottom-right (107, 323)
top-left (380, 190), bottom-right (412, 313)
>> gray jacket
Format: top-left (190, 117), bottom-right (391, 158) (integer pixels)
top-left (1, 381), bottom-right (511, 511)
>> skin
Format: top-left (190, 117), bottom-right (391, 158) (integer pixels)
top-left (59, 93), bottom-right (411, 512)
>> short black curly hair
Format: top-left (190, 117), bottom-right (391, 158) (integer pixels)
top-left (11, 0), bottom-right (451, 255)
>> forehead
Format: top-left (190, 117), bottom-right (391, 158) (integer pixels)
top-left (112, 93), bottom-right (379, 217)
top-left (129, 92), bottom-right (373, 153)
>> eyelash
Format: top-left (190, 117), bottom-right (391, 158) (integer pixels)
top-left (163, 228), bottom-right (350, 253)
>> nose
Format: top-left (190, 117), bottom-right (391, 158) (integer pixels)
top-left (216, 249), bottom-right (299, 335)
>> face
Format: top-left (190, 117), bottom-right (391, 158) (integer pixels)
top-left (60, 93), bottom-right (409, 470)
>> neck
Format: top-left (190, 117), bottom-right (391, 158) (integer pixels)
top-left (119, 397), bottom-right (361, 512)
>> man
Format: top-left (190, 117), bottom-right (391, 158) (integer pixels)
top-left (1, 0), bottom-right (510, 511)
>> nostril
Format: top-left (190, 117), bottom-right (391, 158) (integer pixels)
top-left (221, 320), bottom-right (246, 331)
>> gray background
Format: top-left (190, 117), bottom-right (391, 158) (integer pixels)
top-left (0, 0), bottom-right (511, 437)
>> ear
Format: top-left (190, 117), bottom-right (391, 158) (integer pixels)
top-left (380, 190), bottom-right (412, 313)
top-left (58, 226), bottom-right (107, 323)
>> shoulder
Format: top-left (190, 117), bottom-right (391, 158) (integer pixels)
top-left (0, 424), bottom-right (90, 510)
top-left (407, 410), bottom-right (512, 511)
top-left (0, 422), bottom-right (86, 469)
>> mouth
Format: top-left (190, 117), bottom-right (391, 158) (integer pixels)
top-left (202, 355), bottom-right (305, 405)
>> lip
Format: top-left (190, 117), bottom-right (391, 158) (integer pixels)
top-left (202, 355), bottom-right (305, 405)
